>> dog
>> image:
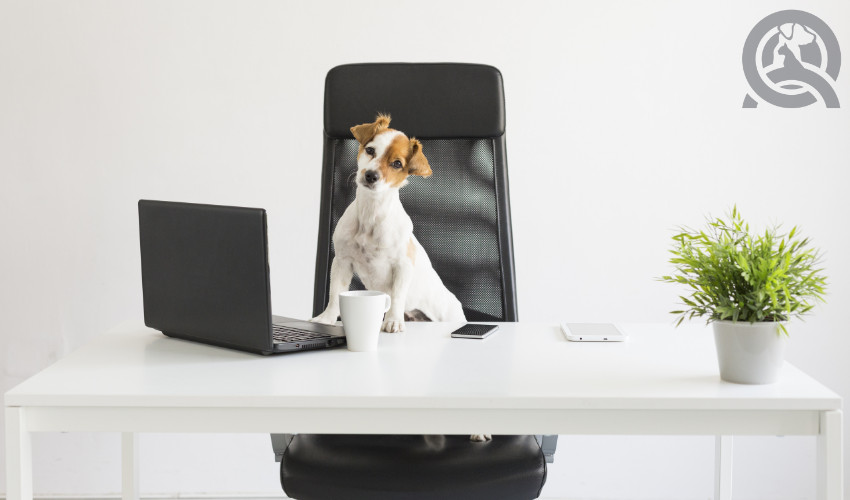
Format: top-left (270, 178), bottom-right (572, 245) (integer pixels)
top-left (311, 114), bottom-right (489, 442)
top-left (311, 113), bottom-right (467, 333)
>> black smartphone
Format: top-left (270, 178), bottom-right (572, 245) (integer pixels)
top-left (450, 323), bottom-right (499, 339)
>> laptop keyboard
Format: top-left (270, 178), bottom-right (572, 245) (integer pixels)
top-left (272, 324), bottom-right (333, 343)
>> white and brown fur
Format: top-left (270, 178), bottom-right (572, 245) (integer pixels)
top-left (310, 115), bottom-right (489, 442)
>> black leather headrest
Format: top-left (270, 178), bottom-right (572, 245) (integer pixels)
top-left (324, 63), bottom-right (505, 139)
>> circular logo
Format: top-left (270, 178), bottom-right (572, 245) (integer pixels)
top-left (742, 10), bottom-right (841, 108)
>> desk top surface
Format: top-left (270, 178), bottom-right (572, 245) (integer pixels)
top-left (5, 323), bottom-right (841, 411)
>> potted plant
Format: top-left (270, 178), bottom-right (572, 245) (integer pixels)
top-left (660, 207), bottom-right (827, 384)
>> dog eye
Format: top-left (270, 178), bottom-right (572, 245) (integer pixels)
top-left (365, 147), bottom-right (375, 156)
top-left (391, 160), bottom-right (403, 169)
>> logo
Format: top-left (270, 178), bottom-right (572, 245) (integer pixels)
top-left (742, 10), bottom-right (841, 108)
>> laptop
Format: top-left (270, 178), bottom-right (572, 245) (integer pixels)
top-left (138, 199), bottom-right (346, 355)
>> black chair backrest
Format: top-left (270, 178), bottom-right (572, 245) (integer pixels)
top-left (313, 63), bottom-right (517, 322)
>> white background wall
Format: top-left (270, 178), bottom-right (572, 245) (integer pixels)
top-left (1, 1), bottom-right (848, 498)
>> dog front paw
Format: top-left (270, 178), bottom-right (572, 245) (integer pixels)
top-left (470, 434), bottom-right (492, 442)
top-left (310, 312), bottom-right (339, 325)
top-left (382, 317), bottom-right (405, 333)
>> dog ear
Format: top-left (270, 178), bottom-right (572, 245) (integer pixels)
top-left (407, 139), bottom-right (432, 178)
top-left (350, 114), bottom-right (391, 145)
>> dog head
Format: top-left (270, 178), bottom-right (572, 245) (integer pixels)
top-left (350, 114), bottom-right (432, 192)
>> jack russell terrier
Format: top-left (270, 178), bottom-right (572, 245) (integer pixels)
top-left (311, 113), bottom-right (467, 333)
top-left (311, 114), bottom-right (488, 442)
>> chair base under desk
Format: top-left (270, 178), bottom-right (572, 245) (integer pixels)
top-left (280, 434), bottom-right (547, 500)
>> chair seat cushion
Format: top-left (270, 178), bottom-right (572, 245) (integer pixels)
top-left (280, 434), bottom-right (547, 500)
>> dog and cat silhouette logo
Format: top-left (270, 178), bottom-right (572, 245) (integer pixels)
top-left (742, 10), bottom-right (841, 108)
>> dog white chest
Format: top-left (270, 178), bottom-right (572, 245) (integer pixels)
top-left (334, 194), bottom-right (412, 292)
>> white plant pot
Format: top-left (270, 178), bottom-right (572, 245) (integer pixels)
top-left (712, 320), bottom-right (787, 384)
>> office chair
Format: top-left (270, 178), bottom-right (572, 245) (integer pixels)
top-left (272, 63), bottom-right (555, 500)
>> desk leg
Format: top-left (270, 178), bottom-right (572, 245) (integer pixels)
top-left (714, 435), bottom-right (733, 500)
top-left (5, 408), bottom-right (33, 500)
top-left (122, 432), bottom-right (140, 500)
top-left (817, 410), bottom-right (843, 500)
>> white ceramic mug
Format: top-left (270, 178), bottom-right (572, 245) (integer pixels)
top-left (339, 291), bottom-right (391, 352)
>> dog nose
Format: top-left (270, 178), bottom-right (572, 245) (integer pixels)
top-left (364, 170), bottom-right (379, 184)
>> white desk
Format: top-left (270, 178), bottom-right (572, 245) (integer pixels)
top-left (5, 323), bottom-right (843, 499)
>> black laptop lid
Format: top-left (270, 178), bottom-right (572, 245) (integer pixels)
top-left (138, 200), bottom-right (273, 353)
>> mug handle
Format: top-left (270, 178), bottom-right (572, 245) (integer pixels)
top-left (383, 294), bottom-right (391, 313)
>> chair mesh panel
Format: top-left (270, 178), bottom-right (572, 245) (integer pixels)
top-left (327, 137), bottom-right (505, 321)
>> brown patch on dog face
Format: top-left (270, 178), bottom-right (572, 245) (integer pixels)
top-left (380, 134), bottom-right (413, 187)
top-left (378, 134), bottom-right (433, 188)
